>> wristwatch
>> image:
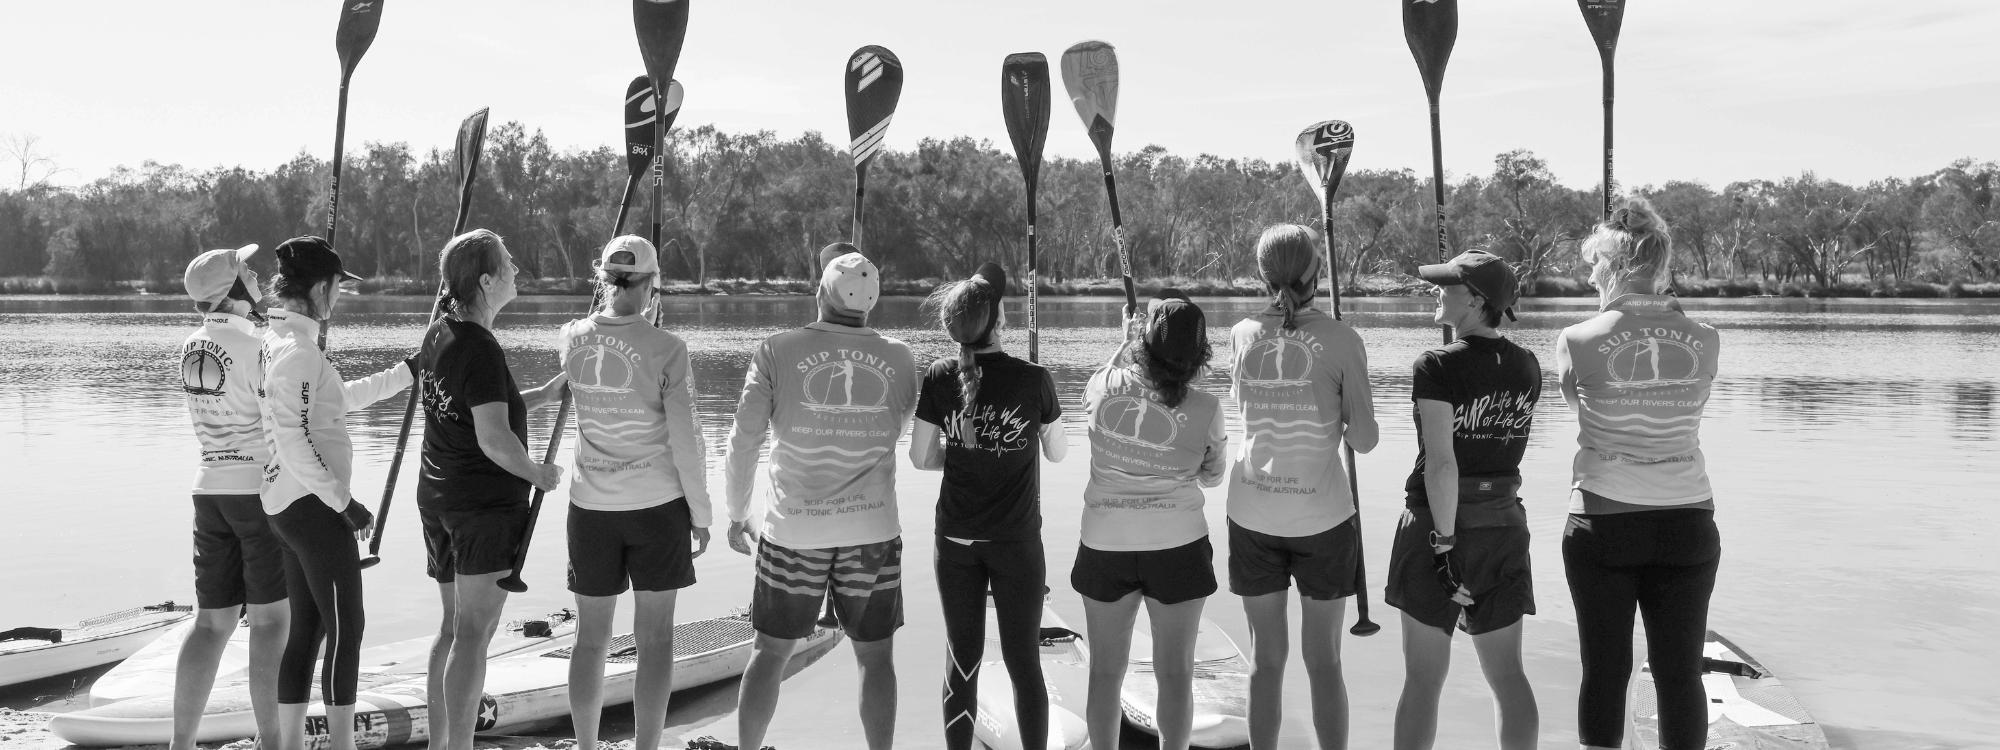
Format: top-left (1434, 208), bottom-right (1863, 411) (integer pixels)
top-left (1428, 531), bottom-right (1457, 550)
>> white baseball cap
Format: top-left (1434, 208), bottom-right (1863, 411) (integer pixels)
top-left (184, 244), bottom-right (262, 308)
top-left (820, 252), bottom-right (880, 315)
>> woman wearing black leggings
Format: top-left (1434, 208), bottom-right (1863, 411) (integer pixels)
top-left (908, 263), bottom-right (1067, 750)
top-left (258, 236), bottom-right (414, 750)
top-left (1557, 200), bottom-right (1723, 750)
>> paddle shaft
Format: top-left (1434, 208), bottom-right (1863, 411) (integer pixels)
top-left (497, 392), bottom-right (570, 593)
top-left (852, 164), bottom-right (869, 247)
top-left (1600, 57), bottom-right (1615, 219)
top-left (1027, 184), bottom-right (1039, 363)
top-left (1320, 192), bottom-right (1377, 636)
top-left (1097, 153), bottom-right (1137, 311)
top-left (1428, 99), bottom-right (1452, 347)
top-left (317, 73), bottom-right (357, 353)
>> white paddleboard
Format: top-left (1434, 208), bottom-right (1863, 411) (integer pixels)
top-left (971, 603), bottom-right (1089, 750)
top-left (90, 615), bottom-right (252, 706)
top-left (1631, 630), bottom-right (1830, 750)
top-left (1121, 616), bottom-right (1250, 749)
top-left (1, 602), bottom-right (193, 688)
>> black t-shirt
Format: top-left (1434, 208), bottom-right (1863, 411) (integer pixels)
top-left (416, 319), bottom-right (530, 512)
top-left (1404, 334), bottom-right (1542, 508)
top-left (914, 352), bottom-right (1062, 542)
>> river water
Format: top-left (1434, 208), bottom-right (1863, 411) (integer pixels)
top-left (1, 294), bottom-right (1995, 749)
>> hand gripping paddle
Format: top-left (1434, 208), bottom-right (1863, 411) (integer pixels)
top-left (1001, 53), bottom-right (1051, 363)
top-left (1292, 120), bottom-right (1378, 637)
top-left (1060, 40), bottom-right (1136, 311)
top-left (845, 45), bottom-right (905, 249)
top-left (362, 107), bottom-right (489, 569)
top-left (1578, 0), bottom-right (1626, 218)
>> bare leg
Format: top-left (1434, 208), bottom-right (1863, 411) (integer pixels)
top-left (1239, 592), bottom-right (1288, 750)
top-left (1143, 596), bottom-right (1206, 750)
top-left (444, 571), bottom-right (510, 750)
top-left (1080, 591), bottom-right (1141, 750)
top-left (275, 702), bottom-right (308, 750)
top-left (1470, 621), bottom-right (1539, 750)
top-left (567, 594), bottom-right (618, 750)
top-left (325, 704), bottom-right (357, 750)
top-left (631, 590), bottom-right (679, 750)
top-left (1297, 595), bottom-right (1350, 750)
top-left (425, 582), bottom-right (455, 750)
top-left (1393, 613), bottom-right (1454, 750)
top-left (735, 633), bottom-right (798, 750)
top-left (851, 636), bottom-right (898, 750)
top-left (170, 608), bottom-right (241, 750)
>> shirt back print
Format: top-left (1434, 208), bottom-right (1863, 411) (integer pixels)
top-left (1404, 335), bottom-right (1542, 508)
top-left (1226, 308), bottom-right (1375, 536)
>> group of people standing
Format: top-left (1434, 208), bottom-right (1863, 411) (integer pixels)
top-left (168, 196), bottom-right (1720, 750)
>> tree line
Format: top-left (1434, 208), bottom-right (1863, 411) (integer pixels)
top-left (2, 121), bottom-right (1996, 294)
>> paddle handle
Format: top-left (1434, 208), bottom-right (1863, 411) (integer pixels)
top-left (496, 387), bottom-right (572, 594)
top-left (1026, 185), bottom-right (1039, 364)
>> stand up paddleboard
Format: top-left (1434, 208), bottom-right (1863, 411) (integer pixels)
top-left (971, 603), bottom-right (1090, 750)
top-left (1121, 616), bottom-right (1250, 749)
top-left (50, 612), bottom-right (841, 749)
top-left (1632, 631), bottom-right (1830, 750)
top-left (0, 602), bottom-right (192, 688)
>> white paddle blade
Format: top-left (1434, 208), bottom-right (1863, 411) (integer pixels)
top-left (662, 80), bottom-right (686, 120)
top-left (1060, 40), bottom-right (1119, 148)
top-left (1293, 120), bottom-right (1355, 203)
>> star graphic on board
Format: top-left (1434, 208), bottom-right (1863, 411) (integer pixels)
top-left (474, 695), bottom-right (499, 732)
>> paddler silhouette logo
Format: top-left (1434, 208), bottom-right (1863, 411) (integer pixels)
top-left (1098, 395), bottom-right (1181, 451)
top-left (1237, 336), bottom-right (1315, 389)
top-left (1606, 334), bottom-right (1701, 389)
top-left (802, 354), bottom-right (892, 414)
top-left (180, 348), bottom-right (226, 397)
top-left (565, 343), bottom-right (637, 395)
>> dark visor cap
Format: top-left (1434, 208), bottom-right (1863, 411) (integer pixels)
top-left (1418, 250), bottom-right (1518, 320)
top-left (274, 236), bottom-right (364, 284)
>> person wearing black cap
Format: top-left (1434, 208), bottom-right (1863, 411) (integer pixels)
top-left (256, 236), bottom-right (415, 750)
top-left (909, 262), bottom-right (1066, 750)
top-left (1074, 290), bottom-right (1227, 750)
top-left (1388, 249), bottom-right (1541, 750)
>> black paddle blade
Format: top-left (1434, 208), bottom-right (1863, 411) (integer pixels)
top-left (625, 76), bottom-right (657, 177)
top-left (1403, 0), bottom-right (1459, 102)
top-left (1578, 0), bottom-right (1625, 60)
top-left (455, 108), bottom-right (490, 194)
top-left (1001, 53), bottom-right (1052, 190)
top-left (633, 0), bottom-right (691, 108)
top-left (1060, 40), bottom-right (1119, 159)
top-left (1293, 120), bottom-right (1356, 206)
top-left (334, 0), bottom-right (385, 78)
top-left (845, 46), bottom-right (905, 170)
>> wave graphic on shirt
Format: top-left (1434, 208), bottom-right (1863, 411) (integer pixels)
top-left (1237, 337), bottom-right (1315, 389)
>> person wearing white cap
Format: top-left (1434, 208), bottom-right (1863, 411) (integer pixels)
top-left (172, 243), bottom-right (288, 750)
top-left (558, 236), bottom-right (711, 750)
top-left (723, 243), bottom-right (918, 750)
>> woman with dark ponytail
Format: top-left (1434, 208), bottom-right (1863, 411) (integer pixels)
top-left (909, 262), bottom-right (1066, 750)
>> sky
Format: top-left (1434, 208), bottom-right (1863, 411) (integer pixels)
top-left (2, 0), bottom-right (1996, 191)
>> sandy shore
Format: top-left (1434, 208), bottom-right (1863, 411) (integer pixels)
top-left (0, 711), bottom-right (639, 750)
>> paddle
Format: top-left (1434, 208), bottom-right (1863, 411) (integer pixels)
top-left (1060, 40), bottom-right (1136, 311)
top-left (1578, 0), bottom-right (1626, 219)
top-left (844, 45), bottom-right (905, 248)
top-left (649, 80), bottom-right (685, 327)
top-left (1001, 53), bottom-right (1051, 363)
top-left (1404, 0), bottom-right (1458, 345)
top-left (1292, 121), bottom-right (1379, 637)
top-left (320, 0), bottom-right (386, 352)
top-left (619, 75), bottom-right (659, 239)
top-left (361, 107), bottom-right (489, 569)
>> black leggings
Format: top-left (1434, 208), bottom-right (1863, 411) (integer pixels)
top-left (936, 537), bottom-right (1047, 750)
top-left (1563, 508), bottom-right (1720, 750)
top-left (270, 496), bottom-right (366, 706)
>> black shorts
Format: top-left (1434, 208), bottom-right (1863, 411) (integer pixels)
top-left (752, 537), bottom-right (904, 642)
top-left (567, 500), bottom-right (696, 597)
top-left (1385, 507), bottom-right (1535, 636)
top-left (420, 505), bottom-right (529, 583)
top-left (1227, 517), bottom-right (1360, 600)
top-left (192, 494), bottom-right (288, 609)
top-left (1070, 537), bottom-right (1217, 606)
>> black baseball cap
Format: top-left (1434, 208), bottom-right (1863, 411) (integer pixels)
top-left (1418, 250), bottom-right (1517, 320)
top-left (274, 236), bottom-right (364, 284)
top-left (1145, 288), bottom-right (1207, 366)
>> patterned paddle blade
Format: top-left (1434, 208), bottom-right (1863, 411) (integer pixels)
top-left (1060, 40), bottom-right (1119, 157)
top-left (1292, 120), bottom-right (1355, 206)
top-left (844, 45), bottom-right (905, 170)
top-left (624, 76), bottom-right (657, 177)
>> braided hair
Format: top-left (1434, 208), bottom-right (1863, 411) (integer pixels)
top-left (1255, 224), bottom-right (1321, 330)
top-left (923, 276), bottom-right (1000, 444)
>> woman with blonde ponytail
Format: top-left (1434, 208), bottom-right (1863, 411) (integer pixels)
top-left (910, 262), bottom-right (1067, 750)
top-left (1225, 224), bottom-right (1378, 750)
top-left (1558, 199), bottom-right (1723, 750)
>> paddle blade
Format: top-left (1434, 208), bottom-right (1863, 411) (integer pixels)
top-left (455, 108), bottom-right (490, 193)
top-left (1001, 53), bottom-right (1053, 189)
top-left (334, 0), bottom-right (385, 77)
top-left (1060, 40), bottom-right (1119, 157)
top-left (1403, 0), bottom-right (1459, 101)
top-left (845, 45), bottom-right (905, 170)
top-left (659, 79), bottom-right (686, 134)
top-left (1578, 0), bottom-right (1625, 60)
top-left (633, 0), bottom-right (691, 106)
top-left (625, 76), bottom-right (657, 177)
top-left (1293, 120), bottom-right (1356, 205)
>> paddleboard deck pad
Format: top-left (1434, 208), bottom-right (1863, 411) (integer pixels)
top-left (1632, 631), bottom-right (1830, 750)
top-left (971, 604), bottom-right (1089, 750)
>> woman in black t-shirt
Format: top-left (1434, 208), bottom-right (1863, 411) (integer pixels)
top-left (908, 263), bottom-right (1066, 750)
top-left (413, 229), bottom-right (567, 750)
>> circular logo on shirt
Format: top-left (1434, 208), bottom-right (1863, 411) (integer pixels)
top-left (181, 349), bottom-right (226, 396)
top-left (565, 344), bottom-right (637, 394)
top-left (1606, 336), bottom-right (1701, 388)
top-left (1097, 395), bottom-right (1180, 451)
top-left (802, 357), bottom-right (891, 414)
top-left (1237, 337), bottom-right (1315, 389)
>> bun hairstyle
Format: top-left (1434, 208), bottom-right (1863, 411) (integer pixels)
top-left (1255, 224), bottom-right (1321, 330)
top-left (1582, 197), bottom-right (1674, 293)
top-left (924, 273), bottom-right (1001, 439)
top-left (1138, 291), bottom-right (1211, 409)
top-left (438, 229), bottom-right (505, 316)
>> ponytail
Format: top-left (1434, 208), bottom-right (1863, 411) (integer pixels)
top-left (437, 229), bottom-right (504, 317)
top-left (923, 277), bottom-right (1000, 446)
top-left (1255, 224), bottom-right (1320, 330)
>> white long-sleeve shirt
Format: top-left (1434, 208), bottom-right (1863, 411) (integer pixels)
top-left (182, 312), bottom-right (269, 494)
top-left (559, 313), bottom-right (712, 527)
top-left (258, 310), bottom-right (413, 515)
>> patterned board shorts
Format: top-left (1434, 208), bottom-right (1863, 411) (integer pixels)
top-left (751, 536), bottom-right (904, 642)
